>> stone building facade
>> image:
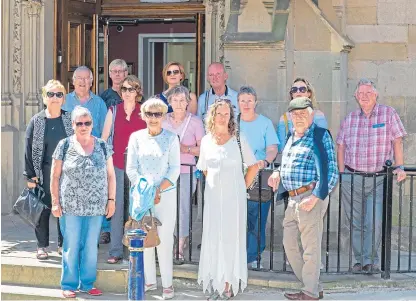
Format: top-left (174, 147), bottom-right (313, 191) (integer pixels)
top-left (2, 0), bottom-right (415, 213)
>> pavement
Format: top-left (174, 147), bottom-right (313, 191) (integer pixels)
top-left (2, 213), bottom-right (416, 300)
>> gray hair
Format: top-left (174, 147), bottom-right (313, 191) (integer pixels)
top-left (71, 106), bottom-right (93, 123)
top-left (109, 59), bottom-right (128, 72)
top-left (167, 85), bottom-right (191, 104)
top-left (72, 66), bottom-right (93, 82)
top-left (238, 86), bottom-right (257, 102)
top-left (140, 97), bottom-right (168, 117)
top-left (354, 78), bottom-right (378, 97)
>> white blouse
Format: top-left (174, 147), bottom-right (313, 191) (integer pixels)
top-left (125, 128), bottom-right (180, 187)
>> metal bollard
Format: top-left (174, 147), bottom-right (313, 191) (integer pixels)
top-left (127, 229), bottom-right (147, 301)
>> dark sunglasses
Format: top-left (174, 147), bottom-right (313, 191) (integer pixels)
top-left (46, 91), bottom-right (64, 98)
top-left (290, 86), bottom-right (308, 94)
top-left (144, 112), bottom-right (163, 118)
top-left (75, 121), bottom-right (92, 127)
top-left (120, 86), bottom-right (137, 93)
top-left (166, 70), bottom-right (180, 76)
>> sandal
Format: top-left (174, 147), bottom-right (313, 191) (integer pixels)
top-left (221, 290), bottom-right (234, 300)
top-left (62, 290), bottom-right (76, 298)
top-left (107, 256), bottom-right (123, 264)
top-left (207, 291), bottom-right (221, 300)
top-left (36, 248), bottom-right (48, 260)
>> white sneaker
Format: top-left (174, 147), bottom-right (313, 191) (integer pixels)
top-left (145, 283), bottom-right (157, 292)
top-left (163, 287), bottom-right (174, 299)
top-left (251, 261), bottom-right (264, 269)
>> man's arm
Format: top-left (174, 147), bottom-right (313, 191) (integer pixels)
top-left (337, 143), bottom-right (345, 173)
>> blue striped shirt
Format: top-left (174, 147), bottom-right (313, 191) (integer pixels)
top-left (280, 123), bottom-right (338, 199)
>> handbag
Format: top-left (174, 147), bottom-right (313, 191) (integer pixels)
top-left (236, 114), bottom-right (272, 202)
top-left (123, 210), bottom-right (162, 248)
top-left (13, 185), bottom-right (48, 228)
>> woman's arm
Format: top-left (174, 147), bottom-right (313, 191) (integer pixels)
top-left (245, 164), bottom-right (259, 188)
top-left (50, 158), bottom-right (63, 217)
top-left (162, 135), bottom-right (181, 191)
top-left (106, 156), bottom-right (116, 218)
top-left (24, 118), bottom-right (37, 187)
top-left (101, 109), bottom-right (113, 141)
top-left (187, 92), bottom-right (198, 115)
top-left (125, 133), bottom-right (140, 184)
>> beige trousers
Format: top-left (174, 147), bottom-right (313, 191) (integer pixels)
top-left (283, 191), bottom-right (329, 298)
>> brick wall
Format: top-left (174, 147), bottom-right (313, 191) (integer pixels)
top-left (346, 0), bottom-right (416, 165)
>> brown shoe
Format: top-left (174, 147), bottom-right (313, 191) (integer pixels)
top-left (352, 263), bottom-right (362, 272)
top-left (363, 264), bottom-right (381, 273)
top-left (284, 292), bottom-right (319, 300)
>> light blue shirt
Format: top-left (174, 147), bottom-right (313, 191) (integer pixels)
top-left (63, 91), bottom-right (108, 137)
top-left (240, 114), bottom-right (279, 161)
top-left (197, 86), bottom-right (239, 118)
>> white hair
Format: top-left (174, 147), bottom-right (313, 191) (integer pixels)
top-left (307, 107), bottom-right (313, 114)
top-left (109, 59), bottom-right (128, 71)
top-left (354, 78), bottom-right (378, 97)
top-left (71, 106), bottom-right (93, 123)
top-left (72, 66), bottom-right (93, 82)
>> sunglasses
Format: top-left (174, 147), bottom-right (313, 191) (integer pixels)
top-left (120, 86), bottom-right (137, 93)
top-left (144, 112), bottom-right (163, 118)
top-left (46, 92), bottom-right (64, 98)
top-left (290, 86), bottom-right (308, 94)
top-left (75, 121), bottom-right (92, 127)
top-left (166, 70), bottom-right (180, 76)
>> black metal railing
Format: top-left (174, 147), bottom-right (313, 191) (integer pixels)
top-left (123, 156), bottom-right (416, 279)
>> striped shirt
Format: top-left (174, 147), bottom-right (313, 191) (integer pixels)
top-left (280, 123), bottom-right (339, 199)
top-left (336, 103), bottom-right (406, 172)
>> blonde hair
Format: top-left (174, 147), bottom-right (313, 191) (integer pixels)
top-left (41, 79), bottom-right (66, 106)
top-left (140, 97), bottom-right (168, 118)
top-left (290, 77), bottom-right (318, 109)
top-left (162, 61), bottom-right (186, 84)
top-left (205, 98), bottom-right (237, 136)
top-left (121, 75), bottom-right (143, 103)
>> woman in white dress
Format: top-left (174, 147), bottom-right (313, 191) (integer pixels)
top-left (125, 97), bottom-right (181, 300)
top-left (197, 98), bottom-right (258, 300)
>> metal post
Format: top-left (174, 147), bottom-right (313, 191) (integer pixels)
top-left (381, 160), bottom-right (393, 279)
top-left (123, 149), bottom-right (130, 262)
top-left (127, 229), bottom-right (147, 301)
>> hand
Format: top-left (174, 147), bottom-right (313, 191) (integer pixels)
top-left (180, 143), bottom-right (192, 154)
top-left (393, 168), bottom-right (407, 183)
top-left (268, 171), bottom-right (280, 192)
top-left (154, 187), bottom-right (161, 205)
top-left (51, 203), bottom-right (63, 218)
top-left (299, 195), bottom-right (319, 212)
top-left (106, 200), bottom-right (115, 218)
top-left (27, 177), bottom-right (38, 189)
top-left (256, 160), bottom-right (266, 170)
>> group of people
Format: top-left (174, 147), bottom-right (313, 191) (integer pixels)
top-left (23, 56), bottom-right (407, 300)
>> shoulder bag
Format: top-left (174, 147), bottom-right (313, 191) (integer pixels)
top-left (236, 114), bottom-right (273, 202)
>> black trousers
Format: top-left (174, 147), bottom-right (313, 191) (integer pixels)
top-left (35, 192), bottom-right (63, 248)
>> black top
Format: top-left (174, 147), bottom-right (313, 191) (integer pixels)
top-left (101, 88), bottom-right (122, 108)
top-left (42, 117), bottom-right (67, 194)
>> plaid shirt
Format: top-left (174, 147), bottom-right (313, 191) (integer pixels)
top-left (336, 103), bottom-right (406, 172)
top-left (280, 123), bottom-right (339, 197)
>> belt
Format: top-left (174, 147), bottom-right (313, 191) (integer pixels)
top-left (288, 183), bottom-right (316, 197)
top-left (345, 165), bottom-right (384, 177)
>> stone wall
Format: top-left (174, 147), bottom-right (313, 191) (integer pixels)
top-left (346, 0), bottom-right (416, 165)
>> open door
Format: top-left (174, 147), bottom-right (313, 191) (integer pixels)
top-left (56, 0), bottom-right (100, 93)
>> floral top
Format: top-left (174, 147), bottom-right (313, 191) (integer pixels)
top-left (53, 136), bottom-right (114, 216)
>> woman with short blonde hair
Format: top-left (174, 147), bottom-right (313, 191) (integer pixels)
top-left (156, 61), bottom-right (198, 114)
top-left (24, 79), bottom-right (73, 260)
top-left (126, 97), bottom-right (181, 300)
top-left (197, 98), bottom-right (258, 300)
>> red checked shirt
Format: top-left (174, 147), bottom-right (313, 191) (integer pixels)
top-left (111, 103), bottom-right (147, 170)
top-left (336, 103), bottom-right (406, 172)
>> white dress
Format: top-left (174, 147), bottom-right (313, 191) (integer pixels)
top-left (196, 133), bottom-right (256, 295)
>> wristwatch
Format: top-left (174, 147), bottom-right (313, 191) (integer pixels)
top-left (395, 165), bottom-right (404, 171)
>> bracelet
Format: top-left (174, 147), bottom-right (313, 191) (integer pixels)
top-left (108, 198), bottom-right (115, 202)
top-left (188, 146), bottom-right (191, 153)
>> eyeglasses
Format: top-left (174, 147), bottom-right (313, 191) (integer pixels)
top-left (46, 92), bottom-right (64, 98)
top-left (166, 70), bottom-right (180, 76)
top-left (290, 86), bottom-right (308, 94)
top-left (75, 121), bottom-right (92, 127)
top-left (121, 86), bottom-right (137, 93)
top-left (110, 69), bottom-right (126, 74)
top-left (291, 111), bottom-right (309, 119)
top-left (75, 77), bottom-right (91, 82)
top-left (144, 112), bottom-right (163, 118)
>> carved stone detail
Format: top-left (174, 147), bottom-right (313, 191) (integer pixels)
top-left (333, 60), bottom-right (341, 71)
top-left (1, 93), bottom-right (12, 106)
top-left (262, 0), bottom-right (275, 15)
top-left (218, 0), bottom-right (226, 64)
top-left (13, 0), bottom-right (22, 95)
top-left (25, 0), bottom-right (43, 17)
top-left (239, 0), bottom-right (248, 14)
top-left (278, 59), bottom-right (286, 69)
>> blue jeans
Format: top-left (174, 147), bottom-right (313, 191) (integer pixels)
top-left (59, 215), bottom-right (103, 291)
top-left (247, 200), bottom-right (271, 263)
top-left (101, 217), bottom-right (111, 233)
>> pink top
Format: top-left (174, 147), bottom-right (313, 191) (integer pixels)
top-left (336, 103), bottom-right (406, 172)
top-left (162, 113), bottom-right (205, 173)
